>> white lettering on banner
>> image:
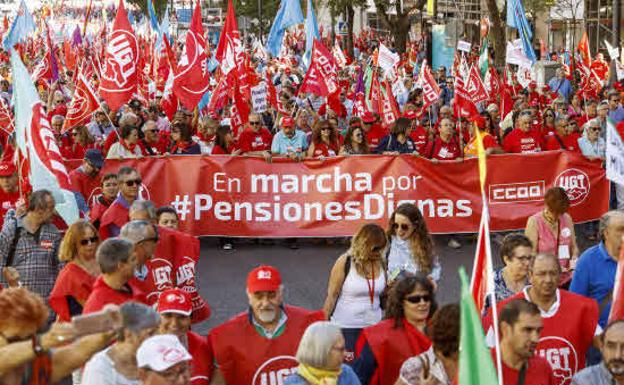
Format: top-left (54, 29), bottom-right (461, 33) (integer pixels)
top-left (251, 82), bottom-right (268, 113)
top-left (489, 181), bottom-right (545, 204)
top-left (606, 122), bottom-right (624, 186)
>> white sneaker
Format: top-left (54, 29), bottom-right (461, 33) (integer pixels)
top-left (448, 238), bottom-right (461, 249)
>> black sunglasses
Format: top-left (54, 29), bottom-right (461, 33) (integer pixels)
top-left (405, 294), bottom-right (432, 304)
top-left (393, 223), bottom-right (411, 231)
top-left (80, 236), bottom-right (99, 246)
top-left (123, 179), bottom-right (142, 187)
top-left (249, 121), bottom-right (261, 125)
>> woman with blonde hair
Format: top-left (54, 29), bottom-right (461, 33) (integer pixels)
top-left (323, 224), bottom-right (388, 363)
top-left (386, 204), bottom-right (440, 286)
top-left (49, 220), bottom-right (101, 322)
top-left (284, 321), bottom-right (360, 385)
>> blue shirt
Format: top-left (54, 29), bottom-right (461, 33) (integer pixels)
top-left (284, 365), bottom-right (361, 385)
top-left (548, 77), bottom-right (573, 101)
top-left (569, 242), bottom-right (617, 327)
top-left (271, 130), bottom-right (308, 155)
top-left (608, 106), bottom-right (624, 124)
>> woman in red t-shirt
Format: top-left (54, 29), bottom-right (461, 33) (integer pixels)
top-left (65, 125), bottom-right (97, 160)
top-left (211, 125), bottom-right (241, 155)
top-left (307, 120), bottom-right (340, 158)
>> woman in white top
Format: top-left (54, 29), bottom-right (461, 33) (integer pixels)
top-left (323, 224), bottom-right (388, 363)
top-left (386, 203), bottom-right (441, 286)
top-left (106, 125), bottom-right (143, 159)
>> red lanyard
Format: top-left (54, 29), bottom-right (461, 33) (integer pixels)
top-left (365, 261), bottom-right (375, 306)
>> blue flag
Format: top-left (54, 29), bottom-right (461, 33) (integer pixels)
top-left (266, 0), bottom-right (304, 57)
top-left (147, 0), bottom-right (160, 32)
top-left (3, 0), bottom-right (36, 51)
top-left (303, 0), bottom-right (320, 67)
top-left (508, 0), bottom-right (536, 63)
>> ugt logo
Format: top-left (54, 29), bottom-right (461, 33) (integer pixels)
top-left (103, 30), bottom-right (138, 88)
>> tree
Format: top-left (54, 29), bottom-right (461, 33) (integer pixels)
top-left (127, 0), bottom-right (168, 19)
top-left (229, 0), bottom-right (280, 37)
top-left (372, 0), bottom-right (427, 54)
top-left (484, 0), bottom-right (506, 68)
top-left (323, 0), bottom-right (367, 57)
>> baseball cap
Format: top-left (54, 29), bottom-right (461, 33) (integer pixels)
top-left (247, 265), bottom-right (282, 293)
top-left (281, 117), bottom-right (295, 128)
top-left (136, 334), bottom-right (192, 372)
top-left (402, 110), bottom-right (418, 120)
top-left (0, 161), bottom-right (16, 177)
top-left (84, 149), bottom-right (104, 169)
top-left (362, 111), bottom-right (375, 123)
top-left (157, 289), bottom-right (192, 316)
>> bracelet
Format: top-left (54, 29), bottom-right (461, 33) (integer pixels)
top-left (32, 334), bottom-right (44, 355)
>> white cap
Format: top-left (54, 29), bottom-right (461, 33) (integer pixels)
top-left (136, 334), bottom-right (192, 372)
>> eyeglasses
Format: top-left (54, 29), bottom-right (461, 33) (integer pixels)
top-left (590, 127), bottom-right (601, 132)
top-left (79, 236), bottom-right (99, 246)
top-left (405, 294), bottom-right (432, 304)
top-left (393, 223), bottom-right (412, 231)
top-left (123, 179), bottom-right (142, 187)
top-left (249, 121), bottom-right (261, 125)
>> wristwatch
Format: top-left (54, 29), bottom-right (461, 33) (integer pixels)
top-left (31, 334), bottom-right (44, 355)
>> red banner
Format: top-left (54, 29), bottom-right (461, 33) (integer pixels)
top-left (101, 152), bottom-right (608, 237)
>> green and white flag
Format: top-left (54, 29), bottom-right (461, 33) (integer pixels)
top-left (479, 38), bottom-right (489, 78)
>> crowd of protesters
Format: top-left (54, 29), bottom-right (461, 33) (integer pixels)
top-left (0, 1), bottom-right (624, 385)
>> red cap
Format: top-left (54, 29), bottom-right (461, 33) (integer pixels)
top-left (542, 84), bottom-right (551, 91)
top-left (529, 81), bottom-right (537, 89)
top-left (402, 109), bottom-right (418, 120)
top-left (281, 116), bottom-right (295, 128)
top-left (157, 288), bottom-right (193, 316)
top-left (473, 115), bottom-right (486, 130)
top-left (247, 265), bottom-right (282, 293)
top-left (362, 111), bottom-right (375, 123)
top-left (0, 162), bottom-right (16, 177)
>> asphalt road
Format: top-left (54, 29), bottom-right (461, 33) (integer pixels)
top-left (194, 235), bottom-right (483, 335)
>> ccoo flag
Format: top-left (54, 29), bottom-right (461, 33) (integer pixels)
top-left (3, 0), bottom-right (36, 51)
top-left (11, 50), bottom-right (79, 225)
top-left (459, 267), bottom-right (499, 385)
top-left (266, 0), bottom-right (304, 57)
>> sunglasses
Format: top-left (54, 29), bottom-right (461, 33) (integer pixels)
top-left (249, 121), bottom-right (261, 125)
top-left (405, 294), bottom-right (432, 304)
top-left (123, 179), bottom-right (142, 187)
top-left (394, 223), bottom-right (412, 231)
top-left (80, 236), bottom-right (99, 246)
top-left (321, 127), bottom-right (332, 131)
top-left (145, 129), bottom-right (159, 134)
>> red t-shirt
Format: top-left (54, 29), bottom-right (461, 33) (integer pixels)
top-left (502, 129), bottom-right (542, 153)
top-left (493, 352), bottom-right (557, 385)
top-left (0, 189), bottom-right (20, 228)
top-left (543, 133), bottom-right (566, 151)
top-left (425, 136), bottom-right (461, 160)
top-left (409, 126), bottom-right (429, 154)
top-left (82, 276), bottom-right (146, 314)
top-left (238, 128), bottom-right (273, 153)
top-left (69, 168), bottom-right (101, 206)
top-left (563, 133), bottom-right (581, 152)
top-left (188, 331), bottom-right (213, 385)
top-left (139, 136), bottom-right (169, 155)
top-left (365, 124), bottom-right (388, 152)
top-left (310, 141), bottom-right (339, 157)
top-left (211, 145), bottom-right (229, 155)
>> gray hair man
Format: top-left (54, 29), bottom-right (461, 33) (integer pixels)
top-left (120, 221), bottom-right (158, 290)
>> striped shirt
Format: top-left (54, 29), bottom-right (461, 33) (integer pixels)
top-left (0, 210), bottom-right (62, 303)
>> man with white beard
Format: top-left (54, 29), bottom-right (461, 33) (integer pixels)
top-left (208, 266), bottom-right (325, 385)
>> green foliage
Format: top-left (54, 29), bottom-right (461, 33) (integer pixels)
top-left (323, 0), bottom-right (367, 16)
top-left (127, 0), bottom-right (168, 21)
top-left (229, 0), bottom-right (281, 36)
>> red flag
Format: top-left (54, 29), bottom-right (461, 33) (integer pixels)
top-left (609, 243), bottom-right (624, 322)
top-left (298, 40), bottom-right (339, 98)
top-left (578, 31), bottom-right (591, 67)
top-left (266, 72), bottom-right (278, 109)
top-left (173, 1), bottom-right (209, 111)
top-left (215, 0), bottom-right (240, 62)
top-left (466, 65), bottom-right (489, 104)
top-left (0, 97), bottom-right (14, 135)
top-left (62, 74), bottom-right (100, 133)
top-left (207, 75), bottom-right (228, 114)
top-left (99, 0), bottom-right (139, 111)
top-left (378, 81), bottom-right (398, 127)
top-left (418, 61), bottom-right (441, 112)
top-left (160, 70), bottom-right (178, 121)
top-left (453, 75), bottom-right (479, 118)
top-left (470, 205), bottom-right (495, 314)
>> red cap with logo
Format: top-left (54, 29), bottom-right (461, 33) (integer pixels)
top-left (156, 288), bottom-right (193, 316)
top-left (247, 265), bottom-right (282, 293)
top-left (0, 162), bottom-right (16, 177)
top-left (281, 117), bottom-right (295, 128)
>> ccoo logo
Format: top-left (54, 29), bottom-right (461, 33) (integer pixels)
top-left (554, 169), bottom-right (590, 206)
top-left (252, 356), bottom-right (298, 385)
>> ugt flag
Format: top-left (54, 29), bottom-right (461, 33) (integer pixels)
top-left (11, 50), bottom-right (79, 225)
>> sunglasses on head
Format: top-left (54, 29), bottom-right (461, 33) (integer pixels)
top-left (405, 294), bottom-right (432, 304)
top-left (123, 179), bottom-right (142, 187)
top-left (393, 223), bottom-right (411, 231)
top-left (80, 236), bottom-right (99, 246)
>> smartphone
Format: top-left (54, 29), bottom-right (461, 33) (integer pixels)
top-left (71, 310), bottom-right (117, 337)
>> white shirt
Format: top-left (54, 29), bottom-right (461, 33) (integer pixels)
top-left (387, 236), bottom-right (441, 282)
top-left (82, 347), bottom-right (139, 385)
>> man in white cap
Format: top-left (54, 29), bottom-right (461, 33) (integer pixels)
top-left (157, 288), bottom-right (212, 385)
top-left (137, 334), bottom-right (192, 385)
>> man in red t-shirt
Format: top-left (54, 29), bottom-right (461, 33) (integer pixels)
top-left (0, 162), bottom-right (20, 228)
top-left (238, 113), bottom-right (273, 161)
top-left (69, 149), bottom-right (104, 212)
top-left (362, 112), bottom-right (388, 152)
top-left (496, 299), bottom-right (557, 385)
top-left (425, 118), bottom-right (462, 161)
top-left (503, 111), bottom-right (542, 153)
top-left (157, 288), bottom-right (213, 385)
top-left (83, 238), bottom-right (146, 314)
top-left (100, 166), bottom-right (141, 239)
